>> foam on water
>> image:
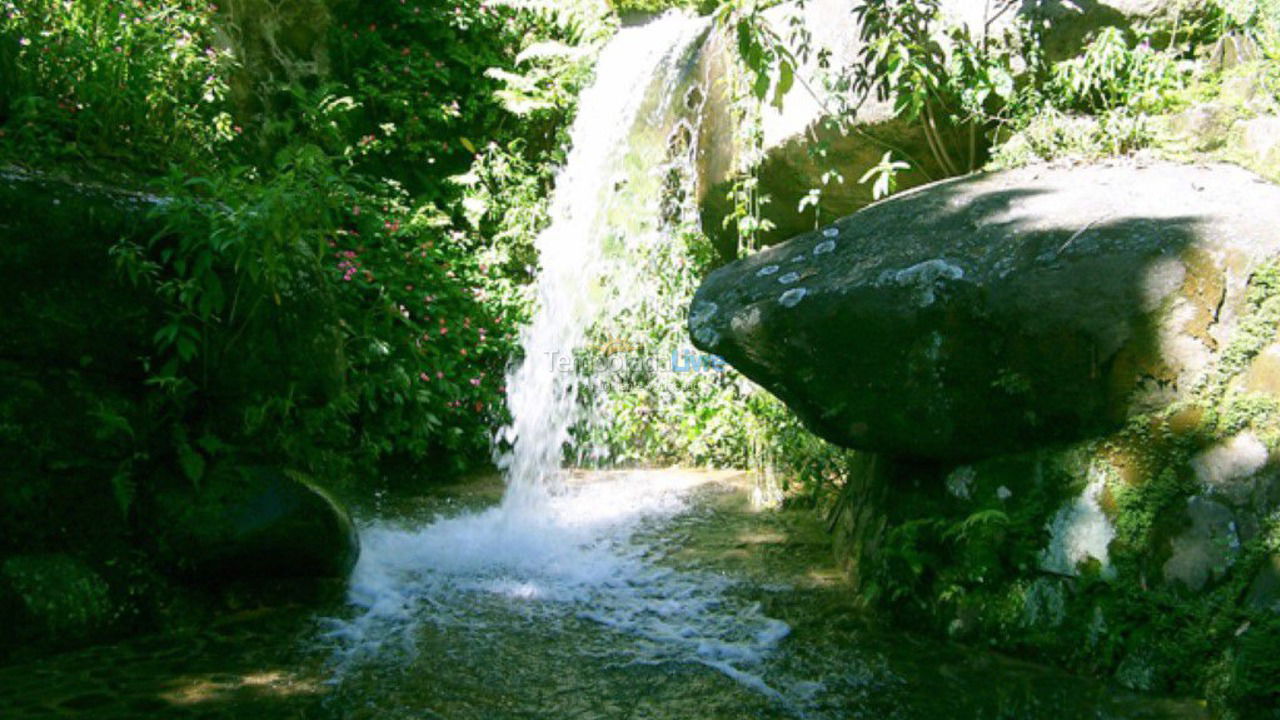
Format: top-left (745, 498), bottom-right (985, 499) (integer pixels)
top-left (323, 12), bottom-right (796, 705)
top-left (324, 472), bottom-right (790, 700)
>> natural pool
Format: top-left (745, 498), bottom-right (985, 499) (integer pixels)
top-left (0, 471), bottom-right (1207, 719)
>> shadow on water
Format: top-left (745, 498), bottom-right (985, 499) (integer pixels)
top-left (0, 606), bottom-right (333, 719)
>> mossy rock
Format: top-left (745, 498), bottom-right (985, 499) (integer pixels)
top-left (0, 554), bottom-right (115, 646)
top-left (151, 463), bottom-right (359, 583)
top-left (692, 161), bottom-right (1280, 460)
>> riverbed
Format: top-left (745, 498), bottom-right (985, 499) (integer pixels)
top-left (0, 470), bottom-right (1207, 719)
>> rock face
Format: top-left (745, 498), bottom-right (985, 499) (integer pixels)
top-left (153, 464), bottom-right (360, 582)
top-left (690, 162), bottom-right (1280, 460)
top-left (702, 161), bottom-right (1280, 708)
top-left (693, 0), bottom-right (1191, 254)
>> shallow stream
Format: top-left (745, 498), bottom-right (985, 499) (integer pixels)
top-left (0, 470), bottom-right (1207, 719)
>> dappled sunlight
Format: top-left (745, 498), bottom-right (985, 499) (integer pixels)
top-left (735, 529), bottom-right (788, 545)
top-left (2, 0), bottom-right (1272, 716)
top-left (159, 669), bottom-right (324, 706)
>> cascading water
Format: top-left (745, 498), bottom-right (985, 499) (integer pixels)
top-left (322, 10), bottom-right (800, 707)
top-left (493, 10), bottom-right (708, 511)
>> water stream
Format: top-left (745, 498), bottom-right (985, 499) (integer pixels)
top-left (323, 8), bottom-right (798, 698)
top-left (0, 470), bottom-right (1207, 719)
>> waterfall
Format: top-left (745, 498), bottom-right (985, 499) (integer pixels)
top-left (323, 12), bottom-right (796, 706)
top-left (495, 11), bottom-right (710, 510)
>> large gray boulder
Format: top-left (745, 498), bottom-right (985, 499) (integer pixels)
top-left (689, 161), bottom-right (1280, 460)
top-left (153, 464), bottom-right (360, 582)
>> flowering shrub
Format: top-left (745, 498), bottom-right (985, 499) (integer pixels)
top-left (0, 0), bottom-right (234, 175)
top-left (0, 0), bottom-right (602, 495)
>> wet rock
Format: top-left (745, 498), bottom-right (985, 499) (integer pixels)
top-left (690, 162), bottom-right (1280, 460)
top-left (1245, 555), bottom-right (1280, 613)
top-left (152, 464), bottom-right (359, 582)
top-left (1192, 433), bottom-right (1269, 502)
top-left (1162, 496), bottom-right (1240, 591)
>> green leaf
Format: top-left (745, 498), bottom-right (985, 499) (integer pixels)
top-left (199, 273), bottom-right (225, 318)
top-left (990, 66), bottom-right (1014, 101)
top-left (177, 443), bottom-right (205, 484)
top-left (772, 59), bottom-right (794, 109)
top-left (176, 336), bottom-right (197, 362)
top-left (197, 433), bottom-right (229, 455)
top-left (110, 470), bottom-right (136, 520)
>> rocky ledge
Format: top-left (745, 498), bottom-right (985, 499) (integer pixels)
top-left (690, 161), bottom-right (1280, 461)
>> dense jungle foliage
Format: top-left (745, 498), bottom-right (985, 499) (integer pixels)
top-left (5, 0), bottom-right (1276, 521)
top-left (1, 0), bottom-right (599, 509)
top-left (3, 0), bottom-right (1280, 712)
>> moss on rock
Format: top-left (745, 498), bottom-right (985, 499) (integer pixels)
top-left (827, 254), bottom-right (1280, 715)
top-left (0, 554), bottom-right (115, 646)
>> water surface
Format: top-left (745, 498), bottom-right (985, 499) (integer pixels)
top-left (0, 470), bottom-right (1207, 720)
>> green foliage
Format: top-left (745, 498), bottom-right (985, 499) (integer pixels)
top-left (1050, 27), bottom-right (1185, 114)
top-left (1109, 466), bottom-right (1196, 571)
top-left (0, 0), bottom-right (234, 176)
top-left (857, 150), bottom-right (909, 200)
top-left (0, 0), bottom-right (606, 514)
top-left (714, 0), bottom-right (797, 108)
top-left (1216, 262), bottom-right (1280, 384)
top-left (1, 555), bottom-right (114, 643)
top-left (1208, 0), bottom-right (1280, 57)
top-left (1208, 619), bottom-right (1280, 718)
top-left (608, 0), bottom-right (721, 16)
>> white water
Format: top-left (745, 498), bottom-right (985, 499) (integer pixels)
top-left (494, 11), bottom-right (710, 510)
top-left (324, 11), bottom-right (797, 706)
